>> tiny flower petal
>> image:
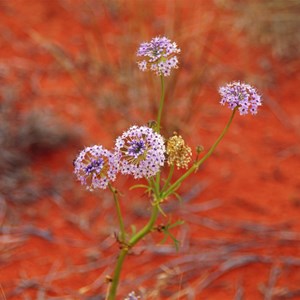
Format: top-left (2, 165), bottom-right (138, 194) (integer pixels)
top-left (115, 125), bottom-right (165, 179)
top-left (124, 291), bottom-right (140, 300)
top-left (74, 145), bottom-right (118, 191)
top-left (219, 81), bottom-right (262, 115)
top-left (137, 36), bottom-right (180, 77)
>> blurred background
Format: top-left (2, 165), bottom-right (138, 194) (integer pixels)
top-left (0, 0), bottom-right (300, 299)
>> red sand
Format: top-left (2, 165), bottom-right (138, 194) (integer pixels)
top-left (0, 1), bottom-right (300, 299)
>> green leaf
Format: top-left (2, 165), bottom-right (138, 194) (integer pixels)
top-left (160, 228), bottom-right (180, 251)
top-left (173, 192), bottom-right (183, 203)
top-left (164, 183), bottom-right (181, 199)
top-left (157, 202), bottom-right (167, 217)
top-left (167, 219), bottom-right (185, 229)
top-left (129, 184), bottom-right (152, 192)
top-left (159, 219), bottom-right (184, 252)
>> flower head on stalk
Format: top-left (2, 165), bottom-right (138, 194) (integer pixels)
top-left (137, 36), bottom-right (180, 76)
top-left (124, 291), bottom-right (140, 300)
top-left (219, 81), bottom-right (262, 115)
top-left (115, 125), bottom-right (165, 179)
top-left (166, 133), bottom-right (192, 169)
top-left (74, 145), bottom-right (118, 191)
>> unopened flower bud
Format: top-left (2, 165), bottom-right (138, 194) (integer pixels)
top-left (166, 133), bottom-right (192, 169)
top-left (147, 120), bottom-right (159, 132)
top-left (196, 145), bottom-right (204, 154)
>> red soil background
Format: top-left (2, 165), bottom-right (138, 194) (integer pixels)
top-left (0, 0), bottom-right (300, 299)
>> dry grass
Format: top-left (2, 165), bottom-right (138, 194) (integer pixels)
top-left (219, 0), bottom-right (300, 59)
top-left (0, 83), bottom-right (79, 203)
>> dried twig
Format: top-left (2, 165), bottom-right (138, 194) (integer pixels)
top-left (196, 255), bottom-right (272, 292)
top-left (263, 264), bottom-right (282, 300)
top-left (0, 225), bottom-right (53, 242)
top-left (234, 279), bottom-right (244, 300)
top-left (0, 284), bottom-right (7, 300)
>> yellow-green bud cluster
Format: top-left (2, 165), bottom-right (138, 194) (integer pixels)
top-left (166, 133), bottom-right (192, 169)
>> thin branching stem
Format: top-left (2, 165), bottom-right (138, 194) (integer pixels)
top-left (107, 198), bottom-right (160, 300)
top-left (156, 75), bottom-right (165, 132)
top-left (162, 108), bottom-right (238, 198)
top-left (155, 75), bottom-right (165, 191)
top-left (129, 200), bottom-right (160, 247)
top-left (161, 164), bottom-right (175, 193)
top-left (107, 248), bottom-right (128, 300)
top-left (109, 184), bottom-right (126, 242)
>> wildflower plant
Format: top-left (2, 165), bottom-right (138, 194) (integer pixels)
top-left (219, 81), bottom-right (262, 115)
top-left (115, 125), bottom-right (165, 179)
top-left (137, 36), bottom-right (180, 77)
top-left (74, 145), bottom-right (118, 191)
top-left (73, 36), bottom-right (262, 299)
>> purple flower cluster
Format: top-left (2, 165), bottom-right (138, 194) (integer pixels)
top-left (115, 125), bottom-right (165, 179)
top-left (137, 36), bottom-right (180, 76)
top-left (219, 82), bottom-right (262, 115)
top-left (73, 145), bottom-right (118, 191)
top-left (124, 291), bottom-right (140, 300)
top-left (74, 126), bottom-right (166, 190)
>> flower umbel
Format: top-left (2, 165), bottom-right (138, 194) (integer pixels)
top-left (167, 133), bottom-right (192, 169)
top-left (219, 81), bottom-right (262, 115)
top-left (115, 125), bottom-right (165, 179)
top-left (137, 36), bottom-right (180, 76)
top-left (74, 145), bottom-right (118, 190)
top-left (124, 291), bottom-right (140, 300)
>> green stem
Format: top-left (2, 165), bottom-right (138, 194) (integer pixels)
top-left (107, 202), bottom-right (159, 300)
top-left (163, 108), bottom-right (237, 198)
top-left (156, 75), bottom-right (165, 132)
top-left (129, 201), bottom-right (159, 247)
top-left (155, 75), bottom-right (165, 192)
top-left (149, 177), bottom-right (159, 197)
top-left (161, 164), bottom-right (175, 193)
top-left (109, 184), bottom-right (126, 242)
top-left (107, 248), bottom-right (128, 300)
top-left (107, 71), bottom-right (166, 300)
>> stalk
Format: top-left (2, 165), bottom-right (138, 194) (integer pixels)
top-left (107, 73), bottom-right (165, 300)
top-left (109, 184), bottom-right (126, 242)
top-left (129, 202), bottom-right (159, 247)
top-left (155, 75), bottom-right (165, 190)
top-left (156, 75), bottom-right (165, 132)
top-left (107, 248), bottom-right (128, 300)
top-left (163, 108), bottom-right (237, 198)
top-left (107, 202), bottom-right (159, 300)
top-left (161, 164), bottom-right (175, 193)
